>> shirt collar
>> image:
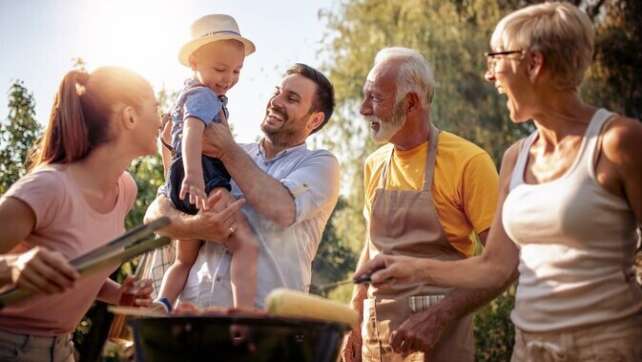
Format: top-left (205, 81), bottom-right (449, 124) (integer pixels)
top-left (256, 139), bottom-right (307, 161)
top-left (184, 78), bottom-right (200, 88)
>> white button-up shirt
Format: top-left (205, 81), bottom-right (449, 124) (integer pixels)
top-left (180, 141), bottom-right (340, 308)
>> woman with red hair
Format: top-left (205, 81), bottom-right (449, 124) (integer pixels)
top-left (0, 67), bottom-right (160, 361)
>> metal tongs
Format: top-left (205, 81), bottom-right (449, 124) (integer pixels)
top-left (0, 217), bottom-right (171, 309)
top-left (312, 271), bottom-right (377, 293)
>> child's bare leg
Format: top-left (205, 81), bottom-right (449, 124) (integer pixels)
top-left (157, 238), bottom-right (202, 307)
top-left (210, 188), bottom-right (258, 309)
top-left (227, 217), bottom-right (258, 309)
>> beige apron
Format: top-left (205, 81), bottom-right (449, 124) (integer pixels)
top-left (362, 125), bottom-right (475, 362)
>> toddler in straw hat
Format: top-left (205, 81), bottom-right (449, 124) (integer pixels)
top-left (157, 14), bottom-right (258, 311)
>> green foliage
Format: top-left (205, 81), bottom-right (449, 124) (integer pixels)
top-left (474, 289), bottom-right (516, 362)
top-left (0, 80), bottom-right (42, 194)
top-left (583, 0), bottom-right (642, 119)
top-left (310, 197), bottom-right (358, 297)
top-left (125, 156), bottom-right (166, 230)
top-left (109, 155), bottom-right (165, 284)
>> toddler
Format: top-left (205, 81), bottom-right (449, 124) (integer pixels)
top-left (157, 14), bottom-right (258, 312)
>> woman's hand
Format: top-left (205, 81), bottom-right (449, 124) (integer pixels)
top-left (3, 246), bottom-right (79, 294)
top-left (117, 277), bottom-right (153, 307)
top-left (353, 254), bottom-right (428, 288)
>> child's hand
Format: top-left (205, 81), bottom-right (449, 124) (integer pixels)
top-left (180, 174), bottom-right (208, 210)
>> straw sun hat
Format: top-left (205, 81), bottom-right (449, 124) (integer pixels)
top-left (178, 14), bottom-right (256, 66)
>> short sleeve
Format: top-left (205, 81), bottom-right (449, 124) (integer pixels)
top-left (459, 153), bottom-right (499, 234)
top-left (183, 87), bottom-right (223, 126)
top-left (279, 151), bottom-right (340, 224)
top-left (4, 169), bottom-right (64, 230)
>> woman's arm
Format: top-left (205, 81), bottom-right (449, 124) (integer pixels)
top-left (0, 197), bottom-right (35, 254)
top-left (602, 116), bottom-right (642, 224)
top-left (0, 197), bottom-right (78, 292)
top-left (357, 142), bottom-right (523, 290)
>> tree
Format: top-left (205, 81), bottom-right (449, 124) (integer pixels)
top-left (0, 80), bottom-right (42, 194)
top-left (310, 197), bottom-right (357, 298)
top-left (583, 0), bottom-right (642, 119)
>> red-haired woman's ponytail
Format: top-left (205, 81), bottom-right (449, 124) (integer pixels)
top-left (31, 70), bottom-right (91, 168)
top-left (30, 66), bottom-right (150, 170)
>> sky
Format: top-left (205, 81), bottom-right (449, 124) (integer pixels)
top-left (0, 0), bottom-right (338, 143)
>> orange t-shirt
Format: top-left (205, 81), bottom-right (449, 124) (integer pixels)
top-left (364, 131), bottom-right (499, 256)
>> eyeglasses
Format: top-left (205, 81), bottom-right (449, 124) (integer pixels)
top-left (484, 49), bottom-right (524, 72)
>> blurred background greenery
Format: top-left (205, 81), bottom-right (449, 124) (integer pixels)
top-left (1, 0), bottom-right (640, 360)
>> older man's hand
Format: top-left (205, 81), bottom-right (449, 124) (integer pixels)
top-left (390, 303), bottom-right (451, 357)
top-left (353, 254), bottom-right (427, 289)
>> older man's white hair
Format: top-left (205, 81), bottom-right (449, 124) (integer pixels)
top-left (374, 47), bottom-right (435, 106)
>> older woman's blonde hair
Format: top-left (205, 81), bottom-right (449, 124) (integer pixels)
top-left (491, 2), bottom-right (594, 90)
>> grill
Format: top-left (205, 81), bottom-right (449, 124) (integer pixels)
top-left (128, 314), bottom-right (349, 362)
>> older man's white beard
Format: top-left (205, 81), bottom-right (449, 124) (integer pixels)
top-left (368, 108), bottom-right (406, 144)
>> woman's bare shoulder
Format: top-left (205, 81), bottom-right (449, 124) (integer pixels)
top-left (601, 114), bottom-right (642, 163)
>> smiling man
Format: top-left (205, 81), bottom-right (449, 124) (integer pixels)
top-left (342, 48), bottom-right (500, 362)
top-left (145, 63), bottom-right (340, 309)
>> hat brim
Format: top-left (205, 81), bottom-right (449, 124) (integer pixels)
top-left (178, 35), bottom-right (256, 66)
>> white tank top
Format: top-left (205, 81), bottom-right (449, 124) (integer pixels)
top-left (503, 109), bottom-right (642, 332)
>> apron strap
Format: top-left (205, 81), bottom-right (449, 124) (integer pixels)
top-left (378, 150), bottom-right (392, 190)
top-left (423, 124), bottom-right (440, 192)
top-left (378, 123), bottom-right (440, 191)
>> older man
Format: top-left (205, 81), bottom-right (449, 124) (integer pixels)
top-left (342, 48), bottom-right (500, 362)
top-left (144, 63), bottom-right (340, 309)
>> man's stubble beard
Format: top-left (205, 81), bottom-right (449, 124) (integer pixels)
top-left (261, 110), bottom-right (313, 148)
top-left (370, 100), bottom-right (406, 144)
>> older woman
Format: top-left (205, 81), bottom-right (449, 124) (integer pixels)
top-left (356, 2), bottom-right (642, 361)
top-left (0, 67), bottom-right (159, 361)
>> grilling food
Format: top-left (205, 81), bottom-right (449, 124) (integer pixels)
top-left (265, 288), bottom-right (358, 327)
top-left (110, 288), bottom-right (358, 328)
